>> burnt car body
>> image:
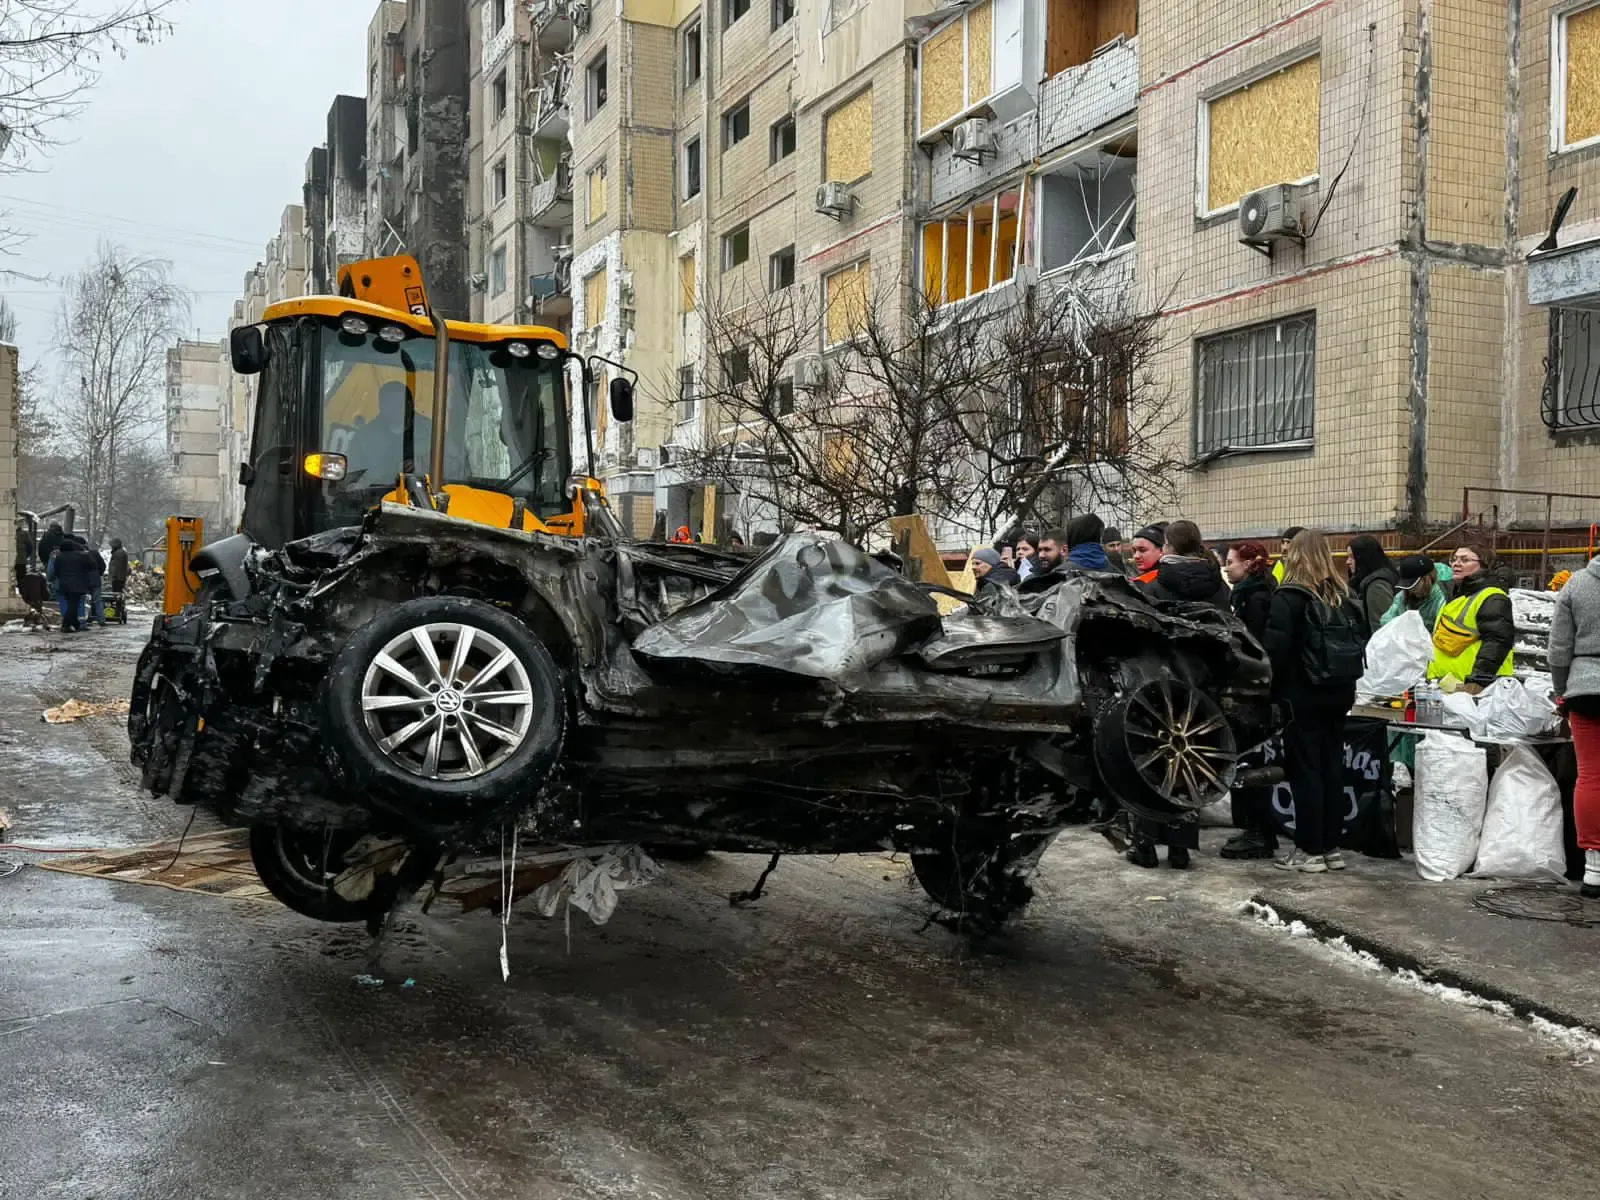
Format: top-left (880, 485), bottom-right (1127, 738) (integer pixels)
top-left (129, 509), bottom-right (1275, 931)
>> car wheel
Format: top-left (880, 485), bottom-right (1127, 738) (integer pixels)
top-left (911, 831), bottom-right (1057, 931)
top-left (324, 595), bottom-right (566, 836)
top-left (249, 824), bottom-right (395, 924)
top-left (1093, 675), bottom-right (1238, 822)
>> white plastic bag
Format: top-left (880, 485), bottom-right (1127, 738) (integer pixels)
top-left (1413, 732), bottom-right (1489, 881)
top-left (1356, 610), bottom-right (1434, 699)
top-left (1470, 746), bottom-right (1567, 880)
top-left (1476, 676), bottom-right (1560, 741)
top-left (1440, 689), bottom-right (1485, 737)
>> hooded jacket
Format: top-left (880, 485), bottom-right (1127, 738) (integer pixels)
top-left (1066, 542), bottom-right (1110, 571)
top-left (1144, 554), bottom-right (1231, 611)
top-left (1448, 569), bottom-right (1516, 687)
top-left (1265, 585), bottom-right (1359, 716)
top-left (51, 538), bottom-right (103, 594)
top-left (109, 545), bottom-right (131, 588)
top-left (1551, 557), bottom-right (1600, 702)
top-left (977, 563), bottom-right (1022, 590)
top-left (38, 525), bottom-right (64, 567)
top-left (1353, 564), bottom-right (1398, 635)
top-left (1230, 573), bottom-right (1275, 642)
top-left (1380, 579), bottom-right (1446, 632)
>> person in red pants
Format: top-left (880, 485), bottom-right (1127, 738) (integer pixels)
top-left (1551, 552), bottom-right (1600, 898)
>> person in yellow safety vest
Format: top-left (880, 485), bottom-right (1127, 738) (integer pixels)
top-left (1271, 525), bottom-right (1306, 583)
top-left (1427, 541), bottom-right (1516, 692)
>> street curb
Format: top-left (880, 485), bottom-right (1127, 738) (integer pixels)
top-left (1250, 891), bottom-right (1600, 1035)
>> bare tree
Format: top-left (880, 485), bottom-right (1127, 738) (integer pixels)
top-left (105, 437), bottom-right (177, 550)
top-left (53, 241), bottom-right (188, 539)
top-left (0, 1), bottom-right (174, 171)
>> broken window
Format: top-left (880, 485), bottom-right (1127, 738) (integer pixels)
top-left (491, 0), bottom-right (507, 33)
top-left (770, 114), bottom-right (796, 164)
top-left (824, 259), bottom-right (870, 346)
top-left (684, 135), bottom-right (702, 198)
top-left (678, 365), bottom-right (698, 422)
top-left (587, 160), bottom-right (607, 224)
top-left (684, 21), bottom-right (702, 86)
top-left (769, 245), bottom-right (795, 291)
top-left (920, 186), bottom-right (1025, 306)
top-left (587, 51), bottom-right (608, 118)
top-left (1203, 55), bottom-right (1320, 215)
top-left (1556, 4), bottom-right (1600, 149)
top-left (492, 70), bottom-right (508, 121)
top-left (722, 225), bottom-right (751, 271)
top-left (583, 267), bottom-right (608, 330)
top-left (724, 99), bottom-right (751, 148)
top-left (490, 245), bottom-right (508, 296)
top-left (492, 157), bottom-right (508, 206)
top-left (726, 0), bottom-right (751, 24)
top-left (1038, 137), bottom-right (1135, 273)
top-left (1045, 0), bottom-right (1138, 77)
top-left (772, 0), bottom-right (795, 29)
top-left (823, 88), bottom-right (872, 182)
top-left (680, 253), bottom-right (697, 311)
top-left (723, 346), bottom-right (752, 386)
top-left (1195, 313), bottom-right (1317, 454)
top-left (774, 378), bottom-right (795, 415)
top-left (1545, 308), bottom-right (1600, 429)
top-left (917, 1), bottom-right (992, 134)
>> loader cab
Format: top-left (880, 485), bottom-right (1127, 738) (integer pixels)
top-left (228, 259), bottom-right (632, 549)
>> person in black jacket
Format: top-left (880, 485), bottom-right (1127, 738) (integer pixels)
top-left (1265, 530), bottom-right (1359, 873)
top-left (1438, 543), bottom-right (1517, 692)
top-left (969, 547), bottom-right (1020, 590)
top-left (1347, 535), bottom-right (1397, 636)
top-left (13, 516), bottom-right (34, 592)
top-left (37, 521), bottom-right (64, 596)
top-left (1142, 519), bottom-right (1232, 610)
top-left (50, 536), bottom-right (102, 633)
top-left (1221, 539), bottom-right (1280, 860)
top-left (108, 539), bottom-right (131, 592)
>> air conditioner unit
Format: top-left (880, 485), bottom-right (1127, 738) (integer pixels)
top-left (815, 180), bottom-right (855, 220)
top-left (793, 356), bottom-right (828, 390)
top-left (1238, 183), bottom-right (1305, 248)
top-left (950, 117), bottom-right (994, 163)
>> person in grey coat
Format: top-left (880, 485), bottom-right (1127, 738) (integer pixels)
top-left (1552, 553), bottom-right (1600, 897)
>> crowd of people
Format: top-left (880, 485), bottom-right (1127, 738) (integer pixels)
top-left (977, 515), bottom-right (1600, 889)
top-left (13, 518), bottom-right (132, 632)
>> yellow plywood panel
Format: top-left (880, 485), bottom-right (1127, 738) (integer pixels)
top-left (679, 253), bottom-right (696, 311)
top-left (968, 1), bottom-right (993, 103)
top-left (1568, 6), bottom-right (1600, 145)
top-left (584, 267), bottom-right (608, 327)
top-left (946, 218), bottom-right (969, 302)
top-left (921, 224), bottom-right (945, 301)
top-left (588, 163), bottom-right (607, 223)
top-left (1097, 0), bottom-right (1137, 46)
top-left (920, 20), bottom-right (964, 131)
top-left (1206, 56), bottom-right (1321, 212)
top-left (825, 88), bottom-right (873, 182)
top-left (825, 260), bottom-right (870, 346)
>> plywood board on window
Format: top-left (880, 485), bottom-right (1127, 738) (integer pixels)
top-left (825, 88), bottom-right (873, 182)
top-left (968, 1), bottom-right (994, 104)
top-left (584, 267), bottom-right (608, 327)
top-left (587, 163), bottom-right (608, 222)
top-left (825, 260), bottom-right (870, 346)
top-left (679, 253), bottom-right (696, 311)
top-left (1568, 6), bottom-right (1600, 145)
top-left (1046, 0), bottom-right (1096, 77)
top-left (1095, 0), bottom-right (1137, 47)
top-left (919, 20), bottom-right (964, 131)
top-left (1206, 55), bottom-right (1320, 212)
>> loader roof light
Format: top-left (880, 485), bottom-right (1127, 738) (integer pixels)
top-left (534, 341), bottom-right (562, 361)
top-left (506, 341), bottom-right (532, 359)
top-left (378, 324), bottom-right (408, 344)
top-left (340, 316), bottom-right (371, 337)
top-left (304, 452), bottom-right (348, 482)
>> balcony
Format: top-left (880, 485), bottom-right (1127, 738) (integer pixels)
top-left (532, 68), bottom-right (570, 138)
top-left (482, 19), bottom-right (514, 72)
top-left (528, 160), bottom-right (574, 225)
top-left (1038, 35), bottom-right (1138, 158)
top-left (532, 0), bottom-right (584, 51)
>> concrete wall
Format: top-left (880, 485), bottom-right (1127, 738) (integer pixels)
top-left (168, 341), bottom-right (224, 528)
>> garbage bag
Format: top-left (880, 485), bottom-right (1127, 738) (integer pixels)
top-left (1476, 676), bottom-right (1560, 741)
top-left (1413, 732), bottom-right (1489, 881)
top-left (1356, 610), bottom-right (1434, 700)
top-left (1470, 746), bottom-right (1566, 880)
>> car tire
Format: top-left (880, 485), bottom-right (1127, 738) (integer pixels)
top-left (323, 595), bottom-right (566, 836)
top-left (249, 824), bottom-right (392, 924)
top-left (911, 831), bottom-right (1056, 932)
top-left (1092, 673), bottom-right (1237, 822)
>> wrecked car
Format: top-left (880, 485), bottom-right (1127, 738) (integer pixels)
top-left (128, 256), bottom-right (1276, 933)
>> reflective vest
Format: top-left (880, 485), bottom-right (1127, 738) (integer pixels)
top-left (1427, 586), bottom-right (1514, 682)
top-left (1272, 560), bottom-right (1286, 583)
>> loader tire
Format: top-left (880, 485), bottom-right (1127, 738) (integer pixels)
top-left (324, 595), bottom-right (566, 837)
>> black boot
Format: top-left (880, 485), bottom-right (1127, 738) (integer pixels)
top-left (1220, 829), bottom-right (1277, 860)
top-left (1126, 840), bottom-right (1158, 869)
top-left (1167, 846), bottom-right (1191, 870)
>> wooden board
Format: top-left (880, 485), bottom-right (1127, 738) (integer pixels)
top-left (37, 828), bottom-right (274, 902)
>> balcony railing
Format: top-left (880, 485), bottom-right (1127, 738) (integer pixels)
top-left (482, 19), bottom-right (514, 71)
top-left (528, 160), bottom-right (574, 223)
top-left (1038, 36), bottom-right (1138, 158)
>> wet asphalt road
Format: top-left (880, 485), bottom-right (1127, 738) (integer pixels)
top-left (2, 623), bottom-right (1597, 1200)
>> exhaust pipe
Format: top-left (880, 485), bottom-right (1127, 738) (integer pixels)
top-left (428, 311), bottom-right (450, 500)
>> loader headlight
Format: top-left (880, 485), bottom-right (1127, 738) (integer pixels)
top-left (378, 325), bottom-right (408, 344)
top-left (534, 341), bottom-right (562, 361)
top-left (506, 341), bottom-right (532, 359)
top-left (340, 316), bottom-right (371, 337)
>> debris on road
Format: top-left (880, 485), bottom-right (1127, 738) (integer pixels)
top-left (353, 974), bottom-right (385, 987)
top-left (43, 698), bottom-right (130, 725)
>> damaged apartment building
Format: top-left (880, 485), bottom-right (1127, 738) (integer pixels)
top-left (911, 0), bottom-right (1600, 543)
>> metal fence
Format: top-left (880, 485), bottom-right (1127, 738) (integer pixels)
top-left (1194, 312), bottom-right (1316, 454)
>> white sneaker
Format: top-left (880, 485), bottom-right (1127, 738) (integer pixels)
top-left (1274, 849), bottom-right (1328, 873)
top-left (1586, 850), bottom-right (1600, 888)
top-left (1324, 850), bottom-right (1348, 872)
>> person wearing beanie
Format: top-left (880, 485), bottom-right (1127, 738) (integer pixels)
top-left (1064, 513), bottom-right (1110, 571)
top-left (1101, 526), bottom-right (1128, 574)
top-left (970, 546), bottom-right (1020, 590)
top-left (1129, 524), bottom-right (1166, 583)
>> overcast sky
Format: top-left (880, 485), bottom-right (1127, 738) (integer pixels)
top-left (0, 0), bottom-right (375, 381)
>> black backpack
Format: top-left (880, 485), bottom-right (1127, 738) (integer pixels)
top-left (1281, 584), bottom-right (1366, 685)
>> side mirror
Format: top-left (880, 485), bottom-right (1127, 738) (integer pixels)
top-left (230, 326), bottom-right (266, 376)
top-left (609, 377), bottom-right (635, 423)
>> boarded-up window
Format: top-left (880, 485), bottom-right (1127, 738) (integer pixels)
top-left (1560, 5), bottom-right (1600, 148)
top-left (584, 267), bottom-right (607, 329)
top-left (679, 253), bottom-right (696, 312)
top-left (1046, 0), bottom-right (1138, 77)
top-left (587, 161), bottom-right (607, 223)
top-left (824, 89), bottom-right (872, 182)
top-left (1204, 56), bottom-right (1320, 214)
top-left (918, 2), bottom-right (994, 133)
top-left (824, 260), bottom-right (870, 346)
top-left (921, 186), bottom-right (1026, 306)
